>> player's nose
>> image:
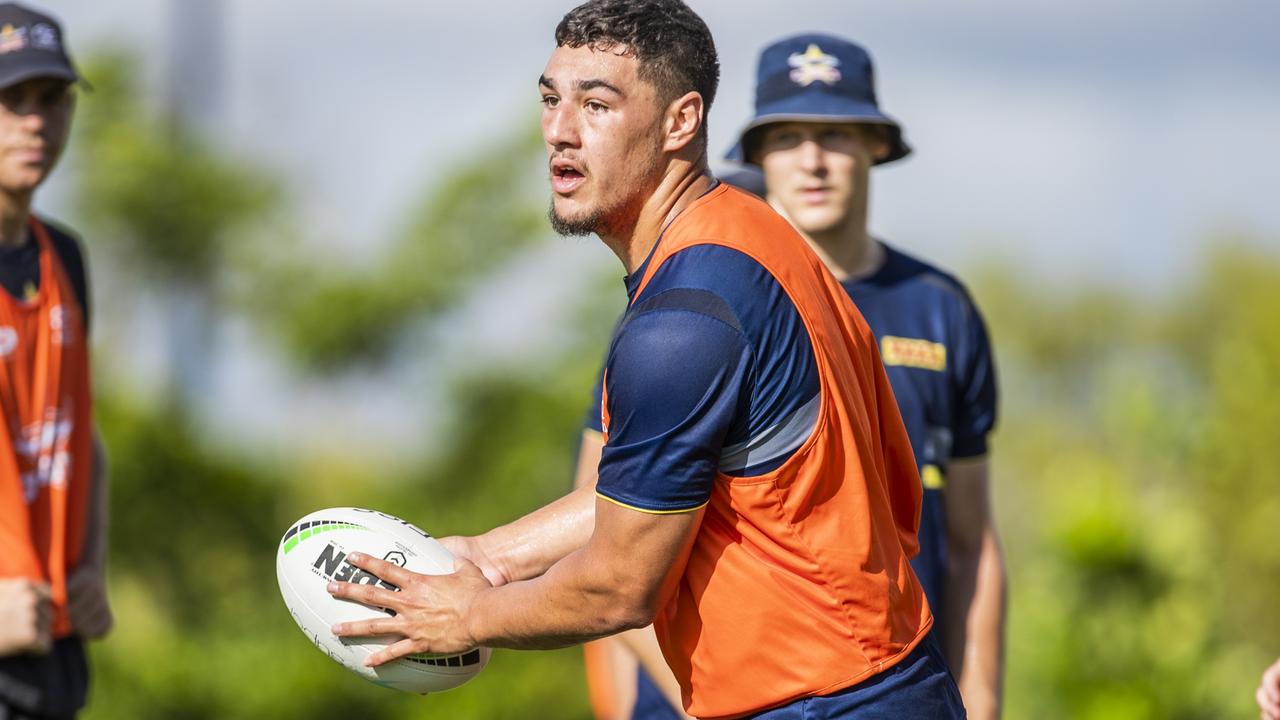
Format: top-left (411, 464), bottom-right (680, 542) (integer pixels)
top-left (797, 138), bottom-right (826, 173)
top-left (542, 104), bottom-right (581, 149)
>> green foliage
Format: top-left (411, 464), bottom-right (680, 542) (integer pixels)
top-left (982, 242), bottom-right (1280, 719)
top-left (263, 124), bottom-right (551, 372)
top-left (70, 52), bottom-right (279, 284)
top-left (72, 50), bottom-right (605, 720)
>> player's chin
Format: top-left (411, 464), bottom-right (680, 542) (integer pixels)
top-left (0, 167), bottom-right (47, 195)
top-left (794, 205), bottom-right (848, 233)
top-left (548, 200), bottom-right (602, 236)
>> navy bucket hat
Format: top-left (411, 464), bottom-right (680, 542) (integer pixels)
top-left (725, 34), bottom-right (910, 166)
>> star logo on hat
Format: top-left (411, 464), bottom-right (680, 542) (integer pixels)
top-left (0, 24), bottom-right (28, 55)
top-left (788, 43), bottom-right (841, 87)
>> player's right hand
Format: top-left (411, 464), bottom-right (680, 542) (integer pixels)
top-left (0, 578), bottom-right (53, 656)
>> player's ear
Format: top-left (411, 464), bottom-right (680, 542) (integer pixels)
top-left (662, 91), bottom-right (703, 154)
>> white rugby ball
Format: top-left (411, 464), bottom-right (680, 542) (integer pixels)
top-left (276, 507), bottom-right (490, 693)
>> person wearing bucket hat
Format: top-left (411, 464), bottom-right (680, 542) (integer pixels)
top-left (722, 33), bottom-right (1007, 720)
top-left (0, 3), bottom-right (112, 719)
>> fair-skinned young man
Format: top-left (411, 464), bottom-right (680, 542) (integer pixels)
top-left (0, 4), bottom-right (112, 719)
top-left (582, 34), bottom-right (1007, 720)
top-left (327, 3), bottom-right (962, 718)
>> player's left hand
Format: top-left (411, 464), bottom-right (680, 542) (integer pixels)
top-left (66, 564), bottom-right (113, 639)
top-left (328, 552), bottom-right (491, 666)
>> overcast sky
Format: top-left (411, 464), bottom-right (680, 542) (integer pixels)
top-left (43, 0), bottom-right (1280, 286)
top-left (35, 0), bottom-right (1280, 456)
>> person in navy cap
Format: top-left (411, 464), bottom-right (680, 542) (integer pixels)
top-left (722, 33), bottom-right (1007, 720)
top-left (0, 4), bottom-right (111, 719)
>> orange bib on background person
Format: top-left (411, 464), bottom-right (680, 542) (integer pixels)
top-left (0, 217), bottom-right (94, 639)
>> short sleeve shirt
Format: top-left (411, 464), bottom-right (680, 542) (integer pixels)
top-left (843, 242), bottom-right (998, 617)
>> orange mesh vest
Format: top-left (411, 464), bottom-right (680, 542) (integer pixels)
top-left (0, 217), bottom-right (94, 638)
top-left (601, 185), bottom-right (931, 719)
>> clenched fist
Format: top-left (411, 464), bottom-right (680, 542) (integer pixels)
top-left (0, 578), bottom-right (52, 656)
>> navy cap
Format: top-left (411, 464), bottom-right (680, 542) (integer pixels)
top-left (0, 3), bottom-right (81, 90)
top-left (726, 34), bottom-right (910, 167)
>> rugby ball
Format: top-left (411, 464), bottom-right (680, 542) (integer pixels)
top-left (276, 507), bottom-right (490, 693)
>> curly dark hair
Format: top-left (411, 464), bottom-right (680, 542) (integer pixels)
top-left (555, 0), bottom-right (719, 155)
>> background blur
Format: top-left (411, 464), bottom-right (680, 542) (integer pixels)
top-left (32, 0), bottom-right (1280, 718)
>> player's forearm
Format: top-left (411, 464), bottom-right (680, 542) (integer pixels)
top-left (467, 544), bottom-right (654, 651)
top-left (468, 499), bottom-right (701, 651)
top-left (473, 484), bottom-right (597, 584)
top-left (954, 528), bottom-right (1007, 720)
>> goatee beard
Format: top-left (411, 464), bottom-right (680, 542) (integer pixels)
top-left (548, 202), bottom-right (606, 237)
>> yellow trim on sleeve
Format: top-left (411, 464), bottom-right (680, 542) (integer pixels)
top-left (596, 492), bottom-right (709, 515)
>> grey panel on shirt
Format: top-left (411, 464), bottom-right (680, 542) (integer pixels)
top-left (718, 392), bottom-right (820, 473)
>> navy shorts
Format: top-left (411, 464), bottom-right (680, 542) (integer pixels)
top-left (0, 637), bottom-right (88, 720)
top-left (633, 664), bottom-right (683, 719)
top-left (631, 636), bottom-right (964, 719)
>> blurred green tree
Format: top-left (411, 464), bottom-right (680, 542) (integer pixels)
top-left (69, 51), bottom-right (281, 408)
top-left (983, 242), bottom-right (1280, 720)
top-left (70, 51), bottom-right (610, 719)
top-left (258, 124), bottom-right (551, 372)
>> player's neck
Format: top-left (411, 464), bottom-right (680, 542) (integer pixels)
top-left (797, 189), bottom-right (883, 281)
top-left (0, 191), bottom-right (33, 248)
top-left (805, 223), bottom-right (884, 282)
top-left (601, 159), bottom-right (713, 275)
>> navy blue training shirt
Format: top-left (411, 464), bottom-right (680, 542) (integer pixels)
top-left (843, 242), bottom-right (998, 618)
top-left (590, 242), bottom-right (820, 513)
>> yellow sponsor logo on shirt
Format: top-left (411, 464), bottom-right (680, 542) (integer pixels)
top-left (881, 336), bottom-right (947, 372)
top-left (921, 464), bottom-right (945, 490)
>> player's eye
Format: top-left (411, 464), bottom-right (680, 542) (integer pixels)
top-left (585, 100), bottom-right (608, 113)
top-left (541, 95), bottom-right (560, 109)
top-left (765, 130), bottom-right (800, 149)
top-left (820, 128), bottom-right (857, 146)
top-left (40, 88), bottom-right (68, 107)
